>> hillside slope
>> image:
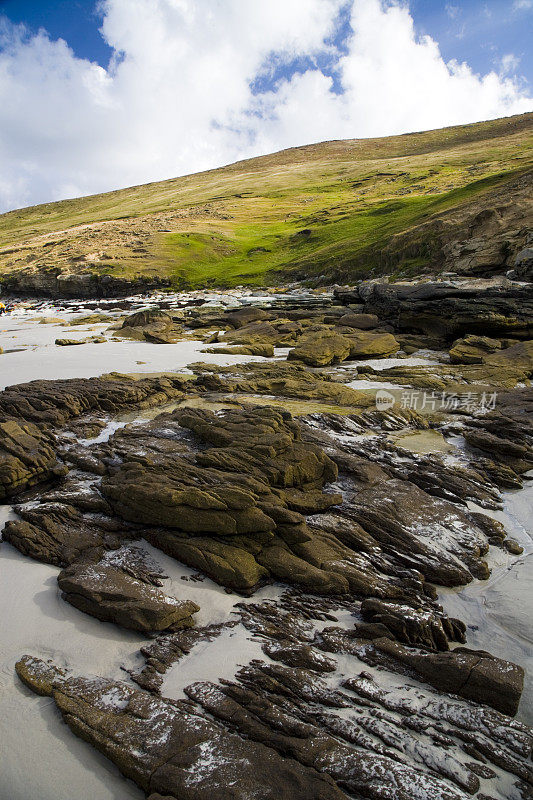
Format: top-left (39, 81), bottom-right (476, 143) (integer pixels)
top-left (0, 112), bottom-right (532, 295)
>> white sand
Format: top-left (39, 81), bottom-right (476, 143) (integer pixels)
top-left (0, 511), bottom-right (145, 800)
top-left (0, 313), bottom-right (267, 391)
top-left (439, 483), bottom-right (533, 724)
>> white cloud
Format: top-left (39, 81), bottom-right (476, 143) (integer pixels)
top-left (445, 4), bottom-right (461, 20)
top-left (0, 0), bottom-right (531, 212)
top-left (513, 0), bottom-right (533, 10)
top-left (499, 53), bottom-right (521, 76)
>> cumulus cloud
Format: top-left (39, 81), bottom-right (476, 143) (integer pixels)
top-left (0, 0), bottom-right (531, 212)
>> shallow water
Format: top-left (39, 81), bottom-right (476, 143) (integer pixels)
top-left (389, 429), bottom-right (454, 454)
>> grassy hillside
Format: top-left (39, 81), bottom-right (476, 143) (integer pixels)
top-left (1, 112), bottom-right (532, 288)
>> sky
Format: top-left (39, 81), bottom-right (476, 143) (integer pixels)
top-left (0, 0), bottom-right (531, 213)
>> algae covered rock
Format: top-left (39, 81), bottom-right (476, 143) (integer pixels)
top-left (118, 308), bottom-right (181, 343)
top-left (337, 312), bottom-right (379, 329)
top-left (347, 330), bottom-right (400, 358)
top-left (57, 562), bottom-right (199, 632)
top-left (0, 419), bottom-right (66, 500)
top-left (287, 332), bottom-right (352, 366)
top-left (449, 334), bottom-right (502, 364)
top-left (55, 337), bottom-right (85, 346)
top-left (16, 657), bottom-right (345, 800)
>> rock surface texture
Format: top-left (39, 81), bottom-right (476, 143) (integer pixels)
top-left (2, 281), bottom-right (533, 800)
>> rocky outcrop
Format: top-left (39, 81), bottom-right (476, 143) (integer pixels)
top-left (16, 656), bottom-right (343, 800)
top-left (337, 281), bottom-right (533, 340)
top-left (223, 306), bottom-right (271, 329)
top-left (338, 636), bottom-right (525, 716)
top-left (0, 373), bottom-right (189, 426)
top-left (0, 419), bottom-right (66, 500)
top-left (4, 350), bottom-right (532, 800)
top-left (336, 312), bottom-right (379, 329)
top-left (287, 330), bottom-right (399, 366)
top-left (449, 334), bottom-right (502, 364)
top-left (57, 562), bottom-right (199, 632)
top-left (288, 332), bottom-right (352, 366)
top-left (192, 360), bottom-right (374, 407)
top-left (16, 638), bottom-right (533, 800)
top-left (118, 308), bottom-right (182, 343)
top-left (202, 343), bottom-right (274, 357)
top-left (1, 269), bottom-right (169, 298)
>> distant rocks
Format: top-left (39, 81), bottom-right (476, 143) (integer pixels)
top-left (118, 308), bottom-right (182, 343)
top-left (287, 330), bottom-right (399, 367)
top-left (335, 281), bottom-right (533, 340)
top-left (55, 335), bottom-right (106, 346)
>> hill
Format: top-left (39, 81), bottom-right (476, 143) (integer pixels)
top-left (0, 112), bottom-right (532, 295)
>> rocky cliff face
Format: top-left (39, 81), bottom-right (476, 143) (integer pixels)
top-left (360, 170), bottom-right (533, 279)
top-left (0, 269), bottom-right (169, 298)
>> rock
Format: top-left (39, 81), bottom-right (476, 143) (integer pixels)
top-left (337, 312), bottom-right (379, 330)
top-left (202, 343), bottom-right (274, 357)
top-left (2, 270), bottom-right (168, 298)
top-left (287, 332), bottom-right (352, 366)
top-left (2, 502), bottom-right (113, 566)
top-left (189, 666), bottom-right (486, 799)
top-left (349, 637), bottom-right (525, 716)
top-left (55, 338), bottom-right (85, 346)
top-left (0, 420), bottom-right (66, 500)
top-left (514, 246), bottom-right (533, 281)
top-left (16, 655), bottom-right (66, 696)
top-left (483, 339), bottom-right (533, 376)
top-left (118, 308), bottom-right (181, 343)
top-left (449, 334), bottom-right (502, 364)
top-left (347, 330), bottom-right (399, 358)
top-left (57, 562), bottom-right (199, 632)
top-left (68, 313), bottom-right (116, 326)
top-left (360, 598), bottom-right (466, 651)
top-left (463, 428), bottom-right (533, 473)
top-left (262, 640), bottom-right (337, 672)
top-left (221, 320), bottom-right (288, 346)
top-left (332, 477), bottom-right (489, 585)
top-left (0, 373), bottom-right (189, 426)
top-left (130, 624), bottom-right (231, 692)
top-left (223, 306), bottom-right (270, 328)
top-left (357, 282), bottom-right (533, 340)
top-left (503, 538), bottom-right (524, 555)
top-left (16, 657), bottom-right (345, 800)
top-left (143, 528), bottom-right (269, 592)
top-left (193, 361), bottom-right (374, 408)
top-left (37, 316), bottom-right (67, 324)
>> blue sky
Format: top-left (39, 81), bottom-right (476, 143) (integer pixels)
top-left (0, 0), bottom-right (531, 212)
top-left (2, 0), bottom-right (531, 86)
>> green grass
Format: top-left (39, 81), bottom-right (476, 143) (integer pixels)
top-left (0, 112), bottom-right (531, 287)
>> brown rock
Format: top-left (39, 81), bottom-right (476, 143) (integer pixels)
top-left (57, 562), bottom-right (200, 632)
